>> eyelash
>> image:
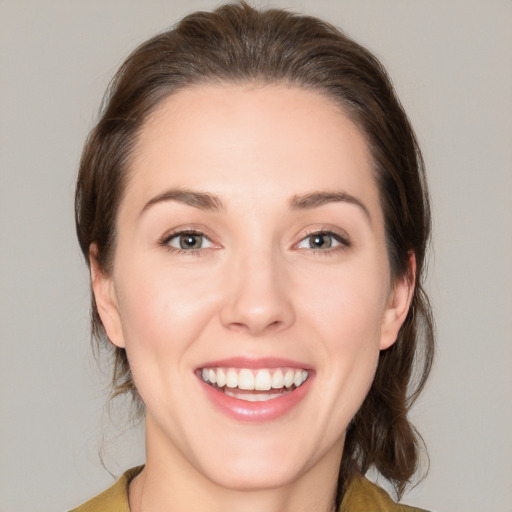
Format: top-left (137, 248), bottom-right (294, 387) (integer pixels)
top-left (159, 229), bottom-right (215, 255)
top-left (159, 228), bottom-right (351, 255)
top-left (295, 229), bottom-right (351, 254)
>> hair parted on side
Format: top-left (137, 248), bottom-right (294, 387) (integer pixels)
top-left (75, 1), bottom-right (434, 505)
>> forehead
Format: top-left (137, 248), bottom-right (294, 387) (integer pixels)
top-left (124, 84), bottom-right (380, 218)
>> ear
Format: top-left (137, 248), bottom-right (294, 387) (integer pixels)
top-left (379, 252), bottom-right (416, 350)
top-left (89, 244), bottom-right (126, 348)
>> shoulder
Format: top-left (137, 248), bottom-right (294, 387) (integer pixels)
top-left (70, 467), bottom-right (428, 512)
top-left (69, 466), bottom-right (143, 512)
top-left (340, 474), bottom-right (429, 512)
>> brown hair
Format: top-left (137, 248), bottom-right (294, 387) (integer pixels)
top-left (75, 1), bottom-right (434, 505)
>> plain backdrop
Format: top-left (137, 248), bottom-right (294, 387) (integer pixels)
top-left (1, 1), bottom-right (511, 511)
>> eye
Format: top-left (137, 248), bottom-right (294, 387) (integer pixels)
top-left (296, 231), bottom-right (348, 250)
top-left (164, 231), bottom-right (214, 251)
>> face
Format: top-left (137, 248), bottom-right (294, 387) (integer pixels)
top-left (92, 84), bottom-right (412, 493)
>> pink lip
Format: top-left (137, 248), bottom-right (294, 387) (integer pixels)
top-left (197, 356), bottom-right (311, 370)
top-left (196, 357), bottom-right (314, 423)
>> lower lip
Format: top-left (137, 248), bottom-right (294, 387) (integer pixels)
top-left (199, 375), bottom-right (313, 423)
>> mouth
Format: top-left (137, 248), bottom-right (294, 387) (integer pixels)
top-left (197, 367), bottom-right (309, 402)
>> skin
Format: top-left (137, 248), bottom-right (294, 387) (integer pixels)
top-left (91, 84), bottom-right (414, 512)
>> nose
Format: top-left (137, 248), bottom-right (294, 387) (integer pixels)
top-left (219, 249), bottom-right (295, 336)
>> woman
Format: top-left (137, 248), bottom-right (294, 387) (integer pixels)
top-left (72, 2), bottom-right (434, 511)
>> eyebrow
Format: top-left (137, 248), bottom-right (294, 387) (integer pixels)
top-left (140, 187), bottom-right (370, 221)
top-left (140, 188), bottom-right (224, 216)
top-left (289, 191), bottom-right (371, 221)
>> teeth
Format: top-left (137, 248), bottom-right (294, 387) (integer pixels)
top-left (200, 367), bottom-right (309, 391)
top-left (226, 368), bottom-right (238, 388)
top-left (238, 369), bottom-right (254, 390)
top-left (271, 370), bottom-right (284, 389)
top-left (293, 370), bottom-right (304, 387)
top-left (254, 369), bottom-right (272, 390)
top-left (216, 368), bottom-right (226, 387)
top-left (284, 369), bottom-right (294, 388)
top-left (224, 389), bottom-right (285, 402)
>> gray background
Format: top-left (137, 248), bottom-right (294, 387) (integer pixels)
top-left (1, 1), bottom-right (511, 511)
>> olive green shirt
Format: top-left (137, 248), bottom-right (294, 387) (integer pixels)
top-left (70, 466), bottom-right (428, 512)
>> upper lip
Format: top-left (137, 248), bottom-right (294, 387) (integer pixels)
top-left (196, 356), bottom-right (311, 371)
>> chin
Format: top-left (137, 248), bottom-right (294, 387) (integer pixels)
top-left (199, 458), bottom-right (306, 492)
top-left (190, 426), bottom-right (342, 494)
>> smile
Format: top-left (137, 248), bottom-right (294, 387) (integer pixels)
top-left (199, 367), bottom-right (309, 402)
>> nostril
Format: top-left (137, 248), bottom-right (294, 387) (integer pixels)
top-left (228, 322), bottom-right (247, 332)
top-left (224, 318), bottom-right (287, 336)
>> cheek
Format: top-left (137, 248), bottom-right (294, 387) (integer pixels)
top-left (113, 258), bottom-right (222, 358)
top-left (111, 264), bottom-right (219, 414)
top-left (299, 260), bottom-right (389, 341)
top-left (298, 260), bottom-right (388, 402)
